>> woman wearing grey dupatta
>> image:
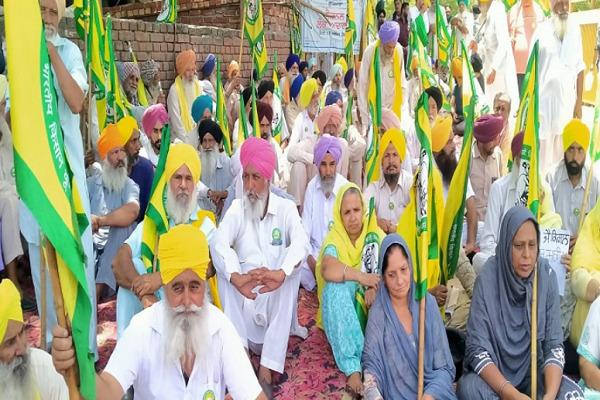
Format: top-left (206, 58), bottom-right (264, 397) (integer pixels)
top-left (457, 206), bottom-right (583, 399)
top-left (362, 233), bottom-right (456, 399)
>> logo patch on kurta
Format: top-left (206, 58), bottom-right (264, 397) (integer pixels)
top-left (202, 390), bottom-right (216, 400)
top-left (328, 220), bottom-right (334, 231)
top-left (271, 227), bottom-right (282, 245)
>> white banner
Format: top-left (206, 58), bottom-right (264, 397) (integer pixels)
top-left (301, 0), bottom-right (364, 54)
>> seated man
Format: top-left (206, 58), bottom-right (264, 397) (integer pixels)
top-left (112, 143), bottom-right (216, 337)
top-left (89, 124), bottom-right (140, 302)
top-left (197, 119), bottom-right (233, 218)
top-left (212, 137), bottom-right (309, 393)
top-left (341, 70), bottom-right (367, 186)
top-left (0, 279), bottom-right (68, 399)
top-left (140, 104), bottom-right (169, 167)
top-left (577, 297), bottom-right (600, 398)
top-left (191, 94), bottom-right (213, 126)
top-left (320, 94), bottom-right (350, 178)
top-left (301, 135), bottom-right (348, 291)
top-left (51, 225), bottom-right (266, 400)
top-left (364, 127), bottom-right (412, 234)
top-left (258, 79), bottom-right (290, 147)
top-left (118, 61), bottom-right (141, 106)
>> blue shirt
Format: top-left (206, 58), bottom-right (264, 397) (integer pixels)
top-left (129, 156), bottom-right (154, 222)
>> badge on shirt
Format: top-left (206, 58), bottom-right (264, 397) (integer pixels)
top-left (573, 208), bottom-right (580, 217)
top-left (202, 390), bottom-right (216, 400)
top-left (271, 227), bottom-right (282, 246)
top-left (388, 70), bottom-right (394, 79)
top-left (388, 201), bottom-right (395, 210)
top-left (328, 220), bottom-right (334, 231)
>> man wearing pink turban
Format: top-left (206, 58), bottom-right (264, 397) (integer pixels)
top-left (140, 104), bottom-right (169, 167)
top-left (213, 136), bottom-right (309, 395)
top-left (167, 49), bottom-right (204, 148)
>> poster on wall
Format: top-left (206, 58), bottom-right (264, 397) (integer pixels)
top-left (301, 0), bottom-right (363, 54)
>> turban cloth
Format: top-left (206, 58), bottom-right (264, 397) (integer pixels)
top-left (308, 57), bottom-right (317, 68)
top-left (140, 59), bottom-right (159, 85)
top-left (314, 134), bottom-right (342, 166)
top-left (255, 101), bottom-right (274, 124)
top-left (159, 224), bottom-right (210, 284)
top-left (54, 0), bottom-right (66, 22)
top-left (312, 70), bottom-right (327, 87)
top-left (98, 123), bottom-right (129, 159)
top-left (381, 108), bottom-right (402, 131)
top-left (563, 119), bottom-right (590, 152)
top-left (176, 49), bottom-right (196, 76)
top-left (198, 119), bottom-right (223, 144)
top-left (286, 54), bottom-right (300, 71)
top-left (240, 137), bottom-right (276, 180)
top-left (511, 131), bottom-right (525, 159)
top-left (315, 105), bottom-right (343, 135)
top-left (299, 78), bottom-right (319, 109)
top-left (344, 68), bottom-right (355, 89)
top-left (379, 21), bottom-right (400, 44)
top-left (117, 116), bottom-right (138, 143)
top-left (227, 60), bottom-right (240, 79)
top-left (451, 57), bottom-right (462, 81)
top-left (425, 86), bottom-right (443, 111)
top-left (202, 53), bottom-right (216, 77)
top-left (191, 95), bottom-right (213, 123)
top-left (0, 279), bottom-right (23, 343)
top-left (166, 143), bottom-right (201, 182)
top-left (329, 63), bottom-right (344, 81)
top-left (299, 61), bottom-right (309, 73)
top-left (120, 62), bottom-right (140, 83)
top-left (290, 75), bottom-right (305, 100)
top-left (325, 90), bottom-right (343, 106)
top-left (376, 0), bottom-right (386, 14)
top-left (431, 114), bottom-right (453, 153)
top-left (258, 80), bottom-right (275, 100)
top-left (142, 104), bottom-right (169, 136)
top-left (372, 127), bottom-right (407, 181)
top-left (474, 114), bottom-right (504, 143)
top-left (242, 87), bottom-right (253, 107)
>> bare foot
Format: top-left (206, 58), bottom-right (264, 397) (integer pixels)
top-left (258, 365), bottom-right (272, 385)
top-left (346, 372), bottom-right (363, 396)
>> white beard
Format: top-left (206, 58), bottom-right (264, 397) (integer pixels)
top-left (551, 13), bottom-right (569, 41)
top-left (200, 147), bottom-right (219, 186)
top-left (243, 190), bottom-right (268, 221)
top-left (166, 186), bottom-right (198, 225)
top-left (0, 350), bottom-right (35, 400)
top-left (102, 159), bottom-right (129, 193)
top-left (182, 79), bottom-right (197, 107)
top-left (320, 175), bottom-right (336, 196)
top-left (163, 303), bottom-right (211, 367)
top-left (44, 25), bottom-right (60, 46)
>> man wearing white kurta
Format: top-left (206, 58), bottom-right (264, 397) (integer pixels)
top-left (301, 136), bottom-right (348, 291)
top-left (212, 137), bottom-right (309, 391)
top-left (532, 0), bottom-right (585, 174)
top-left (474, 0), bottom-right (520, 111)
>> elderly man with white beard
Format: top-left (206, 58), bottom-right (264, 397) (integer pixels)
top-left (532, 0), bottom-right (585, 173)
top-left (197, 119), bottom-right (233, 219)
top-left (89, 124), bottom-right (140, 303)
top-left (0, 280), bottom-right (68, 399)
top-left (212, 137), bottom-right (309, 396)
top-left (51, 225), bottom-right (266, 400)
top-left (112, 143), bottom-right (217, 337)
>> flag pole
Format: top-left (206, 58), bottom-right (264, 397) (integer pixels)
top-left (239, 0), bottom-right (246, 65)
top-left (85, 9), bottom-right (93, 151)
top-left (578, 85), bottom-right (600, 232)
top-left (531, 264), bottom-right (538, 400)
top-left (39, 242), bottom-right (47, 350)
top-left (43, 237), bottom-right (81, 400)
top-left (417, 296), bottom-right (426, 399)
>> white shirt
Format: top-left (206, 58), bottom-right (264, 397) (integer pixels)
top-left (167, 78), bottom-right (203, 146)
top-left (288, 110), bottom-right (316, 148)
top-left (139, 139), bottom-right (159, 167)
top-left (302, 173), bottom-right (349, 258)
top-left (213, 192), bottom-right (309, 280)
top-left (364, 171), bottom-right (413, 224)
top-left (26, 348), bottom-right (69, 400)
top-left (104, 301), bottom-right (262, 400)
top-left (456, 10), bottom-right (475, 46)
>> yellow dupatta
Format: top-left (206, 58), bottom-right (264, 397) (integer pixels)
top-left (371, 40), bottom-right (403, 121)
top-left (315, 182), bottom-right (384, 328)
top-left (174, 75), bottom-right (201, 133)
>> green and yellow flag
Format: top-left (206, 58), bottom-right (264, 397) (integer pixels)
top-left (215, 57), bottom-right (232, 156)
top-left (73, 0), bottom-right (89, 40)
top-left (364, 41), bottom-right (383, 186)
top-left (157, 0), bottom-right (177, 23)
top-left (503, 0), bottom-right (550, 16)
top-left (440, 42), bottom-right (476, 283)
top-left (238, 92), bottom-right (251, 148)
top-left (271, 52), bottom-right (284, 144)
top-left (251, 80), bottom-right (261, 137)
top-left (104, 15), bottom-right (129, 124)
top-left (244, 0), bottom-right (268, 78)
top-left (361, 0), bottom-right (377, 58)
top-left (515, 41), bottom-right (541, 218)
top-left (588, 79), bottom-right (600, 163)
top-left (435, 1), bottom-right (451, 68)
top-left (127, 42), bottom-right (149, 107)
top-left (345, 0), bottom-right (357, 68)
top-left (5, 1), bottom-right (95, 397)
top-left (290, 6), bottom-right (303, 57)
top-left (87, 0), bottom-right (109, 129)
top-left (141, 125), bottom-right (172, 272)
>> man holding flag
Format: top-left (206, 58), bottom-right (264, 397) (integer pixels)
top-left (19, 0), bottom-right (97, 355)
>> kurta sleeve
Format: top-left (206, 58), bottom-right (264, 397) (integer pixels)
top-left (542, 265), bottom-right (566, 369)
top-left (464, 275), bottom-right (495, 375)
top-left (211, 199), bottom-right (243, 280)
top-left (280, 200), bottom-right (309, 275)
top-left (478, 178), bottom-right (504, 255)
top-left (167, 83), bottom-right (187, 142)
top-left (489, 6), bottom-right (511, 73)
top-left (358, 44), bottom-right (375, 126)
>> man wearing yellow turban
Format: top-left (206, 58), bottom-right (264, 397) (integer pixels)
top-left (0, 279), bottom-right (68, 398)
top-left (51, 226), bottom-right (267, 399)
top-left (364, 128), bottom-right (413, 234)
top-left (167, 49), bottom-right (204, 148)
top-left (112, 143), bottom-right (217, 338)
top-left (89, 123), bottom-right (140, 302)
top-left (25, 0), bottom-right (97, 355)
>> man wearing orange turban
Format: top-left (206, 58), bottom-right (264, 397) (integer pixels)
top-left (213, 137), bottom-right (309, 394)
top-left (168, 49), bottom-right (204, 149)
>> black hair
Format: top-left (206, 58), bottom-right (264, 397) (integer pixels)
top-left (381, 243), bottom-right (409, 275)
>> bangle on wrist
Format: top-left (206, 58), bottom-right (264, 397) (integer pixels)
top-left (498, 380), bottom-right (510, 397)
top-left (343, 264), bottom-right (348, 281)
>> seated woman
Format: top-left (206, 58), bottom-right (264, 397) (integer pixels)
top-left (316, 183), bottom-right (383, 396)
top-left (457, 206), bottom-right (583, 399)
top-left (577, 297), bottom-right (600, 398)
top-left (362, 233), bottom-right (457, 400)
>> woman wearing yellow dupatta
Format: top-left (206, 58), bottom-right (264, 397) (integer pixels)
top-left (569, 200), bottom-right (600, 347)
top-left (316, 182), bottom-right (384, 396)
